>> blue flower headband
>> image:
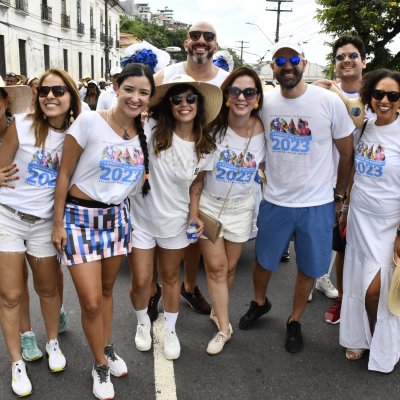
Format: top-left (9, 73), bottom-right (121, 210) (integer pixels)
top-left (213, 50), bottom-right (234, 72)
top-left (121, 49), bottom-right (158, 73)
top-left (213, 56), bottom-right (229, 72)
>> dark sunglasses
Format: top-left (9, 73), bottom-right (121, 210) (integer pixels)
top-left (170, 94), bottom-right (198, 105)
top-left (188, 31), bottom-right (216, 42)
top-left (274, 56), bottom-right (302, 67)
top-left (335, 52), bottom-right (359, 62)
top-left (371, 89), bottom-right (400, 102)
top-left (37, 85), bottom-right (68, 98)
top-left (228, 86), bottom-right (258, 100)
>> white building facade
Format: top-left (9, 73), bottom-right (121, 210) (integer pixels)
top-left (0, 0), bottom-right (123, 80)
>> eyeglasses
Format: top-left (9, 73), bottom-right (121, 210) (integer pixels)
top-left (371, 89), bottom-right (400, 102)
top-left (335, 52), bottom-right (359, 62)
top-left (170, 94), bottom-right (198, 105)
top-left (227, 86), bottom-right (258, 100)
top-left (273, 56), bottom-right (302, 67)
top-left (188, 31), bottom-right (216, 43)
top-left (37, 85), bottom-right (68, 98)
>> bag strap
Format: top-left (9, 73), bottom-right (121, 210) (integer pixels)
top-left (358, 119), bottom-right (368, 141)
top-left (217, 121), bottom-right (255, 219)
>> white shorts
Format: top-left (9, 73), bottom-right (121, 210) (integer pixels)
top-left (132, 223), bottom-right (189, 250)
top-left (199, 191), bottom-right (255, 243)
top-left (0, 205), bottom-right (57, 258)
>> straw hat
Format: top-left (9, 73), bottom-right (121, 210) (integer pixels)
top-left (149, 75), bottom-right (223, 125)
top-left (0, 76), bottom-right (32, 115)
top-left (388, 253), bottom-right (400, 316)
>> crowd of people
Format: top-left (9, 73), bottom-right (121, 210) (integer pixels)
top-left (0, 20), bottom-right (400, 400)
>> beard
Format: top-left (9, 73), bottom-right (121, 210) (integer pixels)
top-left (275, 68), bottom-right (303, 89)
top-left (187, 45), bottom-right (214, 64)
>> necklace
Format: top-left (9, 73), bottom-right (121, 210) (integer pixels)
top-left (47, 120), bottom-right (67, 131)
top-left (111, 108), bottom-right (132, 140)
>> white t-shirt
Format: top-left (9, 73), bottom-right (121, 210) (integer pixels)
top-left (351, 116), bottom-right (400, 218)
top-left (162, 62), bottom-right (229, 87)
top-left (261, 84), bottom-right (355, 207)
top-left (96, 87), bottom-right (117, 111)
top-left (0, 113), bottom-right (65, 219)
top-left (130, 119), bottom-right (214, 237)
top-left (204, 127), bottom-right (265, 198)
top-left (68, 111), bottom-right (145, 204)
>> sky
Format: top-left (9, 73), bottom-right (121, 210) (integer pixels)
top-left (136, 0), bottom-right (400, 67)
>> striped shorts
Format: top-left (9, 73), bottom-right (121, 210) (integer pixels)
top-left (62, 199), bottom-right (132, 266)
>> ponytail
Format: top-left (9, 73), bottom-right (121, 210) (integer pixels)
top-left (135, 115), bottom-right (151, 197)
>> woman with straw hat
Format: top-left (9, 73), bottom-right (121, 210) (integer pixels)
top-left (128, 75), bottom-right (222, 360)
top-left (0, 68), bottom-right (81, 396)
top-left (339, 68), bottom-right (400, 373)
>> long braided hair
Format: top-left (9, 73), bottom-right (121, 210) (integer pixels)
top-left (117, 63), bottom-right (155, 196)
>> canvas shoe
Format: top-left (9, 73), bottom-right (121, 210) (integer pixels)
top-left (164, 330), bottom-right (181, 360)
top-left (210, 310), bottom-right (233, 335)
top-left (45, 338), bottom-right (66, 372)
top-left (104, 345), bottom-right (127, 377)
top-left (135, 324), bottom-right (152, 352)
top-left (315, 276), bottom-right (339, 298)
top-left (285, 319), bottom-right (304, 353)
top-left (11, 360), bottom-right (32, 397)
top-left (92, 364), bottom-right (114, 400)
top-left (239, 298), bottom-right (272, 330)
top-left (206, 331), bottom-right (232, 355)
top-left (21, 331), bottom-right (43, 362)
top-left (325, 297), bottom-right (342, 324)
top-left (181, 283), bottom-right (211, 314)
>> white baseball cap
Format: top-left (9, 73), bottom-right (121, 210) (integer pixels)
top-left (110, 66), bottom-right (122, 76)
top-left (271, 39), bottom-right (305, 58)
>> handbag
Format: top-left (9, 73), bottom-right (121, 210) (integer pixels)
top-left (199, 124), bottom-right (255, 243)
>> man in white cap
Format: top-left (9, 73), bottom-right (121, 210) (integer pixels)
top-left (98, 78), bottom-right (107, 92)
top-left (238, 39), bottom-right (354, 353)
top-left (96, 66), bottom-right (122, 111)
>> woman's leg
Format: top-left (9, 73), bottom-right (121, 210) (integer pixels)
top-left (19, 260), bottom-right (32, 334)
top-left (225, 241), bottom-right (244, 292)
top-left (365, 270), bottom-right (381, 335)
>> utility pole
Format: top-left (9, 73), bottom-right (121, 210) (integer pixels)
top-left (266, 0), bottom-right (293, 43)
top-left (235, 40), bottom-right (249, 66)
top-left (104, 0), bottom-right (110, 78)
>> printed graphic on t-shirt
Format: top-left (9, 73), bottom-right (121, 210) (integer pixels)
top-left (25, 149), bottom-right (59, 187)
top-left (215, 148), bottom-right (256, 184)
top-left (99, 144), bottom-right (144, 184)
top-left (354, 141), bottom-right (385, 179)
top-left (269, 117), bottom-right (312, 155)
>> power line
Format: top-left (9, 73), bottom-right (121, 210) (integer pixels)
top-left (266, 0), bottom-right (293, 43)
top-left (235, 40), bottom-right (249, 65)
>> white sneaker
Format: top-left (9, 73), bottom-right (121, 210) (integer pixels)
top-left (135, 324), bottom-right (152, 352)
top-left (315, 276), bottom-right (338, 299)
top-left (206, 331), bottom-right (231, 355)
top-left (45, 338), bottom-right (66, 372)
top-left (210, 310), bottom-right (233, 335)
top-left (104, 345), bottom-right (127, 377)
top-left (11, 360), bottom-right (32, 397)
top-left (164, 330), bottom-right (181, 360)
top-left (92, 364), bottom-right (114, 400)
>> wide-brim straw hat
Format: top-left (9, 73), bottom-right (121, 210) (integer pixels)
top-left (149, 75), bottom-right (223, 125)
top-left (388, 253), bottom-right (400, 316)
top-left (0, 76), bottom-right (32, 115)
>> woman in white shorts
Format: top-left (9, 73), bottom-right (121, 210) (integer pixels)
top-left (200, 67), bottom-right (265, 355)
top-left (0, 68), bottom-right (81, 396)
top-left (52, 63), bottom-right (153, 400)
top-left (129, 75), bottom-right (222, 360)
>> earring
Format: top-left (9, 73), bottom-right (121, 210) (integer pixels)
top-left (253, 103), bottom-right (259, 110)
top-left (225, 100), bottom-right (230, 108)
top-left (69, 109), bottom-right (74, 124)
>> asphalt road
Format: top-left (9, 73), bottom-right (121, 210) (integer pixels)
top-left (0, 241), bottom-right (398, 400)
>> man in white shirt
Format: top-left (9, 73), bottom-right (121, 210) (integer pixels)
top-left (238, 39), bottom-right (354, 353)
top-left (96, 67), bottom-right (122, 111)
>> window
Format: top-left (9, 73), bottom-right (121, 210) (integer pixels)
top-left (44, 44), bottom-right (50, 70)
top-left (91, 55), bottom-right (94, 79)
top-left (78, 52), bottom-right (82, 79)
top-left (61, 0), bottom-right (66, 14)
top-left (0, 35), bottom-right (5, 78)
top-left (19, 39), bottom-right (26, 76)
top-left (77, 0), bottom-right (81, 24)
top-left (63, 49), bottom-right (68, 72)
top-left (101, 58), bottom-right (104, 78)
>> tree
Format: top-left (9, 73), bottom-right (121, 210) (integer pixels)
top-left (315, 0), bottom-right (400, 71)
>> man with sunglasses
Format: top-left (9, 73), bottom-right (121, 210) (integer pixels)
top-left (239, 39), bottom-right (355, 354)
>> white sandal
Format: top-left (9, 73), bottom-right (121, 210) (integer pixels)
top-left (345, 348), bottom-right (365, 360)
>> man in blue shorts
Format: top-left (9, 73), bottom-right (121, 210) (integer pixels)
top-left (238, 39), bottom-right (355, 353)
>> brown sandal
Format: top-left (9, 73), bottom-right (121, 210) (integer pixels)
top-left (345, 348), bottom-right (365, 360)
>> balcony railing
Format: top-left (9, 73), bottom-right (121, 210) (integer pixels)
top-left (90, 28), bottom-right (96, 39)
top-left (108, 37), bottom-right (113, 47)
top-left (0, 0), bottom-right (11, 8)
top-left (77, 22), bottom-right (84, 35)
top-left (15, 0), bottom-right (28, 13)
top-left (61, 14), bottom-right (70, 29)
top-left (100, 32), bottom-right (105, 43)
top-left (41, 4), bottom-right (52, 22)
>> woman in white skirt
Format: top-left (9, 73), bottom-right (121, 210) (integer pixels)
top-left (339, 68), bottom-right (400, 373)
top-left (199, 67), bottom-right (265, 354)
top-left (0, 69), bottom-right (81, 396)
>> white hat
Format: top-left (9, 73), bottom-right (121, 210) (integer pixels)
top-left (110, 66), bottom-right (122, 77)
top-left (121, 41), bottom-right (170, 73)
top-left (0, 76), bottom-right (32, 115)
top-left (87, 80), bottom-right (97, 86)
top-left (271, 39), bottom-right (305, 58)
top-left (149, 75), bottom-right (223, 125)
top-left (98, 78), bottom-right (106, 83)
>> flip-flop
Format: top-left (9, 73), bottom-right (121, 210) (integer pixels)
top-left (345, 348), bottom-right (365, 360)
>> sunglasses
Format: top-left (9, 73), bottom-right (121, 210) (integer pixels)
top-left (37, 85), bottom-right (68, 98)
top-left (371, 89), bottom-right (400, 102)
top-left (273, 56), bottom-right (302, 67)
top-left (228, 86), bottom-right (258, 100)
top-left (335, 52), bottom-right (359, 62)
top-left (188, 31), bottom-right (216, 43)
top-left (170, 94), bottom-right (198, 105)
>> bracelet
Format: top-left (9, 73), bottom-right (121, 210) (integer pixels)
top-left (340, 206), bottom-right (349, 214)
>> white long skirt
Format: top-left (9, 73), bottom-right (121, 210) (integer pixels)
top-left (340, 206), bottom-right (400, 373)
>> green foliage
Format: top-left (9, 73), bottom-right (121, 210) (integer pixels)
top-left (315, 0), bottom-right (400, 71)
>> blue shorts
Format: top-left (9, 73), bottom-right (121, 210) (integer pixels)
top-left (255, 200), bottom-right (335, 278)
